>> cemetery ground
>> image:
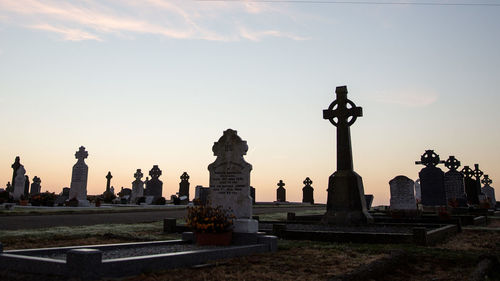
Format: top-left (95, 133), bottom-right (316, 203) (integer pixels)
top-left (1, 212), bottom-right (499, 280)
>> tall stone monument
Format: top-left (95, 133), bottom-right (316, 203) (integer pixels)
top-left (208, 129), bottom-right (257, 233)
top-left (302, 177), bottom-right (314, 204)
top-left (276, 180), bottom-right (286, 202)
top-left (462, 165), bottom-right (479, 205)
top-left (30, 176), bottom-right (41, 195)
top-left (130, 169), bottom-right (144, 203)
top-left (415, 150), bottom-right (447, 206)
top-left (105, 172), bottom-right (113, 193)
top-left (481, 175), bottom-right (496, 208)
top-left (10, 156), bottom-right (21, 193)
top-left (389, 175), bottom-right (417, 212)
top-left (12, 165), bottom-right (26, 201)
top-left (179, 172), bottom-right (190, 202)
top-left (69, 146), bottom-right (89, 206)
top-left (443, 156), bottom-right (467, 206)
top-left (322, 86), bottom-right (372, 224)
top-left (23, 175), bottom-right (30, 198)
top-left (145, 165), bottom-right (163, 200)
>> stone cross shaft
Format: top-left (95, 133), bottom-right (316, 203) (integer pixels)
top-left (323, 86), bottom-right (362, 171)
top-left (106, 172), bottom-right (112, 192)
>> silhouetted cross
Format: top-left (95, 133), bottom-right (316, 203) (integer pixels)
top-left (75, 146), bottom-right (88, 161)
top-left (134, 169), bottom-right (143, 181)
top-left (277, 180), bottom-right (285, 189)
top-left (180, 172), bottom-right (190, 181)
top-left (323, 86), bottom-right (362, 171)
top-left (415, 150), bottom-right (444, 167)
top-left (473, 164), bottom-right (483, 179)
top-left (461, 166), bottom-right (474, 178)
top-left (149, 165), bottom-right (162, 179)
top-left (482, 175), bottom-right (492, 186)
top-left (106, 172), bottom-right (113, 181)
top-left (445, 156), bottom-right (461, 171)
top-left (303, 177), bottom-right (313, 186)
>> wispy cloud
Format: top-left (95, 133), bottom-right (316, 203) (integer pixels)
top-left (0, 0), bottom-right (307, 42)
top-left (375, 89), bottom-right (438, 107)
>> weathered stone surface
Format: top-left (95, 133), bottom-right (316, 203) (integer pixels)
top-left (322, 86), bottom-right (372, 224)
top-left (69, 146), bottom-right (89, 201)
top-left (12, 165), bottom-right (26, 200)
top-left (208, 129), bottom-right (253, 219)
top-left (389, 176), bottom-right (416, 210)
top-left (302, 177), bottom-right (314, 204)
top-left (276, 180), bottom-right (286, 202)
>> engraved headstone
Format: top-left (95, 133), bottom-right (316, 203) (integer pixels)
top-left (276, 180), bottom-right (286, 202)
top-left (69, 146), bottom-right (89, 203)
top-left (389, 176), bottom-right (416, 211)
top-left (145, 165), bottom-right (163, 200)
top-left (179, 172), bottom-right (190, 203)
top-left (415, 150), bottom-right (446, 206)
top-left (443, 156), bottom-right (467, 207)
top-left (302, 177), bottom-right (314, 204)
top-left (322, 86), bottom-right (372, 224)
top-left (130, 169), bottom-right (144, 203)
top-left (461, 165), bottom-right (478, 205)
top-left (414, 179), bottom-right (421, 202)
top-left (208, 129), bottom-right (257, 233)
top-left (12, 165), bottom-right (26, 201)
top-left (30, 176), bottom-right (41, 195)
top-left (481, 175), bottom-right (496, 208)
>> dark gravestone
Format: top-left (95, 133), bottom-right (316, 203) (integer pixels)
top-left (55, 187), bottom-right (70, 205)
top-left (322, 86), bottom-right (372, 224)
top-left (145, 165), bottom-right (163, 200)
top-left (473, 164), bottom-right (486, 203)
top-left (481, 175), bottom-right (496, 208)
top-left (24, 175), bottom-right (30, 198)
top-left (30, 176), bottom-right (41, 195)
top-left (302, 177), bottom-right (314, 204)
top-left (105, 172), bottom-right (112, 193)
top-left (118, 187), bottom-right (131, 197)
top-left (276, 180), bottom-right (286, 202)
top-left (415, 150), bottom-right (446, 206)
top-left (250, 186), bottom-right (256, 204)
top-left (131, 169), bottom-right (144, 203)
top-left (10, 156), bottom-right (21, 192)
top-left (443, 156), bottom-right (467, 207)
top-left (364, 194), bottom-right (374, 209)
top-left (462, 166), bottom-right (478, 205)
top-left (179, 172), bottom-right (190, 202)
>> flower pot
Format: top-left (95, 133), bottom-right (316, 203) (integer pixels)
top-left (196, 231), bottom-right (232, 246)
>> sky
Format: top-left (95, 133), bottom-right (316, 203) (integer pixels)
top-left (0, 0), bottom-right (499, 205)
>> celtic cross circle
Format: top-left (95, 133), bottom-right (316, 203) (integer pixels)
top-left (445, 156), bottom-right (461, 171)
top-left (481, 175), bottom-right (492, 186)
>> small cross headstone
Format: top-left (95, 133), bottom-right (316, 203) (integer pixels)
top-left (30, 176), bottom-right (41, 195)
top-left (69, 146), bottom-right (89, 204)
top-left (481, 175), bottom-right (496, 208)
top-left (145, 165), bottom-right (163, 200)
top-left (179, 172), bottom-right (190, 204)
top-left (415, 150), bottom-right (446, 206)
top-left (105, 172), bottom-right (113, 193)
top-left (12, 165), bottom-right (26, 201)
top-left (462, 165), bottom-right (479, 205)
top-left (322, 86), bottom-right (372, 224)
top-left (130, 169), bottom-right (144, 203)
top-left (389, 176), bottom-right (417, 211)
top-left (276, 180), bottom-right (286, 202)
top-left (302, 177), bottom-right (314, 204)
top-left (443, 156), bottom-right (467, 207)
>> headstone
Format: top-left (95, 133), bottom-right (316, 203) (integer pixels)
top-left (10, 156), bottom-right (21, 192)
top-left (12, 165), bottom-right (26, 201)
top-left (55, 187), bottom-right (70, 205)
top-left (118, 187), bottom-right (131, 197)
top-left (302, 177), bottom-right (314, 204)
top-left (414, 179), bottom-right (421, 202)
top-left (5, 182), bottom-right (11, 193)
top-left (194, 185), bottom-right (209, 205)
top-left (481, 175), bottom-right (496, 208)
top-left (389, 176), bottom-right (417, 211)
top-left (364, 194), bottom-right (374, 209)
top-left (130, 169), bottom-right (144, 203)
top-left (179, 172), bottom-right (190, 202)
top-left (462, 165), bottom-right (479, 205)
top-left (473, 164), bottom-right (486, 203)
top-left (443, 156), bottom-right (467, 207)
top-left (30, 176), bottom-right (41, 195)
top-left (69, 146), bottom-right (89, 203)
top-left (145, 165), bottom-right (163, 200)
top-left (322, 86), bottom-right (372, 224)
top-left (105, 171), bottom-right (112, 193)
top-left (23, 175), bottom-right (30, 197)
top-left (208, 129), bottom-right (257, 233)
top-left (415, 150), bottom-right (447, 206)
top-left (276, 180), bottom-right (286, 202)
top-left (250, 186), bottom-right (256, 204)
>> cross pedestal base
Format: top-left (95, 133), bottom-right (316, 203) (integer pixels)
top-left (322, 170), bottom-right (373, 225)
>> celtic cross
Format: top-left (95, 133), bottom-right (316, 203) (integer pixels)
top-left (149, 165), bottom-right (162, 179)
top-left (75, 146), bottom-right (88, 162)
top-left (277, 180), bottom-right (285, 189)
top-left (461, 166), bottom-right (474, 178)
top-left (482, 175), bottom-right (492, 186)
top-left (134, 169), bottom-right (143, 181)
top-left (473, 164), bottom-right (483, 180)
top-left (415, 150), bottom-right (445, 167)
top-left (303, 177), bottom-right (313, 186)
top-left (180, 172), bottom-right (190, 181)
top-left (323, 86), bottom-right (362, 171)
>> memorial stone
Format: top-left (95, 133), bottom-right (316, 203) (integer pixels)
top-left (414, 179), bottom-right (421, 202)
top-left (12, 165), bottom-right (26, 201)
top-left (69, 146), bottom-right (89, 202)
top-left (250, 186), bottom-right (256, 204)
top-left (364, 194), bottom-right (374, 209)
top-left (145, 165), bottom-right (163, 200)
top-left (105, 172), bottom-right (112, 193)
top-left (130, 169), bottom-right (144, 203)
top-left (462, 165), bottom-right (479, 205)
top-left (208, 129), bottom-right (257, 233)
top-left (179, 172), bottom-right (190, 202)
top-left (481, 175), bottom-right (496, 208)
top-left (322, 86), bottom-right (372, 224)
top-left (389, 176), bottom-right (416, 211)
top-left (415, 150), bottom-right (446, 206)
top-left (55, 187), bottom-right (70, 205)
top-left (194, 185), bottom-right (209, 205)
top-left (276, 180), bottom-right (286, 202)
top-left (302, 177), bottom-right (314, 204)
top-left (443, 156), bottom-right (467, 206)
top-left (30, 176), bottom-right (41, 195)
top-left (473, 164), bottom-right (486, 202)
top-left (23, 175), bottom-right (30, 197)
top-left (10, 156), bottom-right (21, 192)
top-left (5, 182), bottom-right (11, 193)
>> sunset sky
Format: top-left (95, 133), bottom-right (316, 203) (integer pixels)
top-left (1, 0), bottom-right (499, 205)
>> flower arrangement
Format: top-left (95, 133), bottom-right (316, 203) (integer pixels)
top-left (186, 204), bottom-right (235, 233)
top-left (30, 192), bottom-right (56, 206)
